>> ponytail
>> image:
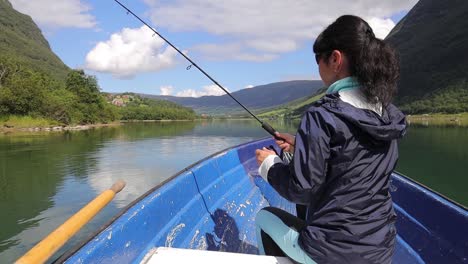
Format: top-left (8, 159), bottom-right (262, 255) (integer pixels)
top-left (313, 15), bottom-right (399, 107)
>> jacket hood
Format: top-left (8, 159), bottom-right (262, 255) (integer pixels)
top-left (318, 94), bottom-right (407, 142)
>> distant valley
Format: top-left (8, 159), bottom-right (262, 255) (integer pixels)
top-left (139, 80), bottom-right (324, 116)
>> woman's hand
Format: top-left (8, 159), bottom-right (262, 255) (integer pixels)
top-left (274, 132), bottom-right (295, 153)
top-left (255, 147), bottom-right (277, 165)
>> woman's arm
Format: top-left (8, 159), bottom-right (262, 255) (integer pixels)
top-left (264, 108), bottom-right (335, 204)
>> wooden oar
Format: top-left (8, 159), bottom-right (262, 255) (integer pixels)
top-left (15, 180), bottom-right (126, 264)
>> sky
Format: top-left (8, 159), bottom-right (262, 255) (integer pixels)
top-left (9, 0), bottom-right (418, 97)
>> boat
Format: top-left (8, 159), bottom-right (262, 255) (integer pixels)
top-left (52, 138), bottom-right (467, 263)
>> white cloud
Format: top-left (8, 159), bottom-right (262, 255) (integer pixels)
top-left (176, 84), bottom-right (228, 97)
top-left (247, 39), bottom-right (298, 53)
top-left (143, 0), bottom-right (418, 61)
top-left (367, 17), bottom-right (396, 39)
top-left (160, 86), bottom-right (174, 96)
top-left (10, 0), bottom-right (96, 29)
top-left (85, 26), bottom-right (179, 78)
top-left (245, 85), bottom-right (254, 89)
top-left (193, 42), bottom-right (278, 62)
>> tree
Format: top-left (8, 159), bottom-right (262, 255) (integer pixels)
top-left (64, 70), bottom-right (119, 124)
top-left (0, 57), bottom-right (22, 87)
top-left (66, 70), bottom-right (101, 104)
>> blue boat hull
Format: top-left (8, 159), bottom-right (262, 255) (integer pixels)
top-left (58, 138), bottom-right (467, 263)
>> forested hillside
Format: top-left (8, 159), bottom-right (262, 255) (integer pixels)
top-left (107, 93), bottom-right (196, 120)
top-left (386, 0), bottom-right (468, 114)
top-left (0, 0), bottom-right (196, 128)
top-left (0, 0), bottom-right (118, 126)
top-left (0, 0), bottom-right (69, 81)
top-left (0, 68), bottom-right (119, 125)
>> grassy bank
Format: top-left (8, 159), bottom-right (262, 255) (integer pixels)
top-left (406, 113), bottom-right (468, 126)
top-left (0, 116), bottom-right (206, 134)
top-left (1, 115), bottom-right (60, 128)
top-left (0, 115), bottom-right (121, 133)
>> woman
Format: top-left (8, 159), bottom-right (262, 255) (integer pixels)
top-left (255, 15), bottom-right (406, 264)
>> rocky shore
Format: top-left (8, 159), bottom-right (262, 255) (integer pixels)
top-left (1, 123), bottom-right (121, 134)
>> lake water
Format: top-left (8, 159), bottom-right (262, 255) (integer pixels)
top-left (0, 120), bottom-right (467, 262)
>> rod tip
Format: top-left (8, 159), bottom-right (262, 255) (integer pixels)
top-left (110, 180), bottom-right (126, 193)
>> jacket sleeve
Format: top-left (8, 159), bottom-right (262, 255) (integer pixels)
top-left (267, 108), bottom-right (334, 204)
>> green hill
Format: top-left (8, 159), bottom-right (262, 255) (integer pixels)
top-left (106, 93), bottom-right (197, 120)
top-left (0, 1), bottom-right (120, 127)
top-left (258, 89), bottom-right (325, 119)
top-left (0, 0), bottom-right (69, 81)
top-left (386, 0), bottom-right (468, 113)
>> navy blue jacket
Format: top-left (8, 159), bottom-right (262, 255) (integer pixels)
top-left (267, 93), bottom-right (406, 264)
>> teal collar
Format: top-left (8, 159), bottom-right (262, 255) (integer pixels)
top-left (326, 77), bottom-right (360, 94)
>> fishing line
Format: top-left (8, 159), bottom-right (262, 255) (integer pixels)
top-left (113, 0), bottom-right (282, 140)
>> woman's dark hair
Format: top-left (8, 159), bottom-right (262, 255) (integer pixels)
top-left (313, 15), bottom-right (399, 107)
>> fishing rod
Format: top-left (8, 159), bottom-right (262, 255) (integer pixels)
top-left (113, 0), bottom-right (282, 141)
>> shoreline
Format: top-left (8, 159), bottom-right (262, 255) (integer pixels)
top-left (406, 113), bottom-right (468, 126)
top-left (0, 122), bottom-right (122, 134)
top-left (120, 119), bottom-right (195, 123)
top-left (2, 113), bottom-right (467, 134)
top-left (0, 119), bottom-right (198, 135)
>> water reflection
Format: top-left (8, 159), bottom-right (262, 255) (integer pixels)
top-left (397, 125), bottom-right (468, 206)
top-left (0, 129), bottom-right (126, 262)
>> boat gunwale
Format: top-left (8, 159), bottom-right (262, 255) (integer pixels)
top-left (393, 171), bottom-right (468, 211)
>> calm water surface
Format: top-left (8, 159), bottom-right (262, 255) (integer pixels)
top-left (0, 120), bottom-right (466, 262)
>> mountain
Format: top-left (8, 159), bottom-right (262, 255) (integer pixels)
top-left (258, 91), bottom-right (326, 119)
top-left (0, 0), bottom-right (69, 81)
top-left (140, 80), bottom-right (324, 115)
top-left (385, 0), bottom-right (468, 113)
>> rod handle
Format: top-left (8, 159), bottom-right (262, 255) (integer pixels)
top-left (261, 122), bottom-right (281, 140)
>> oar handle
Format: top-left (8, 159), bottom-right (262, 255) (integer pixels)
top-left (16, 180), bottom-right (126, 264)
top-left (111, 180), bottom-right (126, 193)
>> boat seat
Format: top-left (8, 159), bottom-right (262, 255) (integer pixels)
top-left (142, 247), bottom-right (294, 264)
